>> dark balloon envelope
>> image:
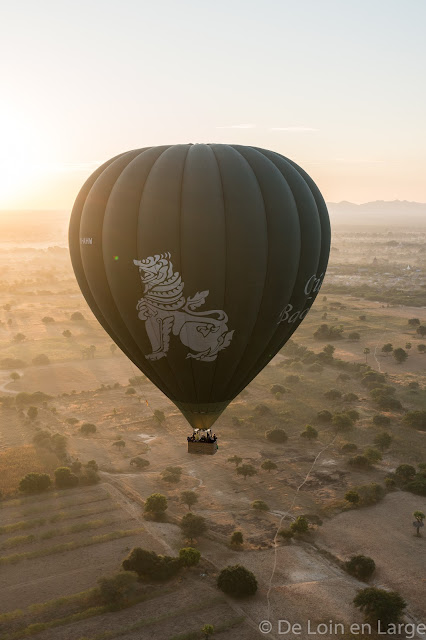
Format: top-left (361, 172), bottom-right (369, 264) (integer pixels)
top-left (69, 144), bottom-right (330, 430)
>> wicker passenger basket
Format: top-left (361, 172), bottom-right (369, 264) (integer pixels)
top-left (188, 441), bottom-right (217, 455)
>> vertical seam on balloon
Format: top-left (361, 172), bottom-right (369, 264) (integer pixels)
top-left (228, 149), bottom-right (305, 396)
top-left (77, 150), bottom-right (147, 365)
top-left (208, 145), bottom-right (228, 406)
top-left (179, 145), bottom-right (199, 412)
top-left (256, 151), bottom-right (318, 367)
top-left (102, 148), bottom-right (176, 397)
top-left (217, 145), bottom-right (270, 397)
top-left (134, 146), bottom-right (188, 400)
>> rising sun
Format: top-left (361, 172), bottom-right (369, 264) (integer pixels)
top-left (0, 105), bottom-right (51, 208)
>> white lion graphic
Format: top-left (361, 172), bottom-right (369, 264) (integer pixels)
top-left (134, 253), bottom-right (234, 362)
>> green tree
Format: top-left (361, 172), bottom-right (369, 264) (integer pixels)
top-left (122, 548), bottom-right (181, 580)
top-left (265, 428), bottom-right (288, 443)
top-left (201, 624), bottom-right (214, 639)
top-left (13, 333), bottom-right (26, 343)
top-left (180, 490), bottom-right (198, 511)
top-left (62, 329), bottom-right (72, 338)
top-left (364, 448), bottom-right (382, 464)
top-left (317, 409), bottom-right (332, 423)
top-left (413, 511), bottom-right (425, 537)
top-left (54, 467), bottom-right (79, 488)
top-left (80, 422), bottom-right (97, 436)
top-left (346, 409), bottom-right (360, 422)
top-left (19, 472), bottom-right (51, 494)
top-left (180, 513), bottom-right (207, 543)
top-left (227, 455), bottom-right (242, 467)
top-left (10, 371), bottom-right (20, 381)
top-left (403, 410), bottom-right (426, 430)
top-left (418, 344), bottom-right (426, 353)
top-left (217, 565), bottom-right (258, 597)
top-left (313, 324), bottom-right (343, 341)
top-left (381, 343), bottom-right (393, 355)
top-left (71, 460), bottom-right (82, 474)
top-left (144, 493), bottom-right (168, 516)
top-left (348, 332), bottom-right (360, 341)
top-left (372, 414), bottom-right (391, 426)
top-left (345, 556), bottom-right (375, 580)
top-left (324, 389), bottom-right (342, 400)
top-left (343, 393), bottom-right (358, 403)
top-left (251, 499), bottom-right (269, 511)
top-left (416, 325), bottom-right (426, 338)
top-left (236, 464), bottom-right (257, 481)
top-left (98, 572), bottom-right (137, 605)
top-left (353, 587), bottom-right (406, 629)
top-left (300, 425), bottom-right (318, 440)
top-left (113, 439), bottom-right (126, 450)
top-left (405, 342), bottom-right (412, 350)
top-left (179, 546), bottom-right (201, 567)
top-left (348, 455), bottom-right (371, 470)
top-left (341, 443), bottom-right (358, 454)
top-left (285, 374), bottom-right (300, 384)
top-left (271, 384), bottom-right (286, 395)
top-left (385, 477), bottom-right (396, 490)
top-left (86, 459), bottom-right (99, 471)
top-left (261, 459), bottom-right (277, 472)
top-left (130, 456), bottom-right (149, 469)
top-left (279, 528), bottom-right (294, 542)
top-left (363, 347), bottom-right (370, 363)
top-left (71, 312), bottom-right (85, 322)
top-left (162, 466), bottom-right (182, 483)
top-left (332, 413), bottom-right (353, 431)
top-left (408, 318), bottom-right (420, 327)
top-left (231, 531), bottom-right (243, 546)
top-left (393, 348), bottom-right (408, 364)
top-left (345, 490), bottom-right (360, 506)
top-left (290, 516), bottom-right (309, 535)
top-left (374, 432), bottom-right (392, 450)
top-left (395, 464), bottom-right (416, 484)
top-left (356, 483), bottom-right (385, 505)
top-left (27, 406), bottom-right (38, 421)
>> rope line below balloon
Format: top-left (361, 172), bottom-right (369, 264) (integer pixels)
top-left (265, 431), bottom-right (338, 623)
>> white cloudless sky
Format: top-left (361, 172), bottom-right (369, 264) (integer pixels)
top-left (0, 0), bottom-right (425, 208)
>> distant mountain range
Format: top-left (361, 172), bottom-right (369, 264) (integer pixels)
top-left (327, 200), bottom-right (426, 226)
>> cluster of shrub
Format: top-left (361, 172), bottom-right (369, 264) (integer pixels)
top-left (19, 460), bottom-right (99, 494)
top-left (385, 463), bottom-right (426, 496)
top-left (121, 546), bottom-right (258, 597)
top-left (279, 515), bottom-right (310, 541)
top-left (161, 466), bottom-right (182, 483)
top-left (0, 390), bottom-right (52, 411)
top-left (317, 407), bottom-right (360, 431)
top-left (345, 463), bottom-right (426, 506)
top-left (33, 429), bottom-right (67, 457)
top-left (113, 543), bottom-right (408, 626)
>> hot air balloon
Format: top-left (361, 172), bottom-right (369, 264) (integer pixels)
top-left (69, 144), bottom-right (330, 446)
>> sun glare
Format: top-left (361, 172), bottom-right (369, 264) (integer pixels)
top-left (0, 106), bottom-right (51, 208)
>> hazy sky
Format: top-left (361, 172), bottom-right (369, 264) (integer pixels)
top-left (1, 0), bottom-right (425, 209)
